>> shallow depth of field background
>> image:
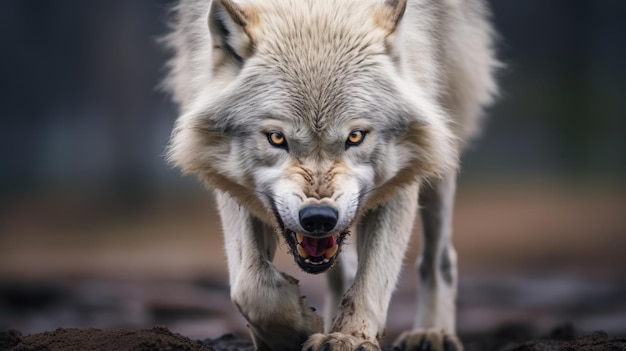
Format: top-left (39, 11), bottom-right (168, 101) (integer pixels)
top-left (0, 0), bottom-right (625, 344)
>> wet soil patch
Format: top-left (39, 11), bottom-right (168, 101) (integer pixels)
top-left (2, 326), bottom-right (625, 351)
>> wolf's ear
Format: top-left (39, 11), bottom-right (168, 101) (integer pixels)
top-left (208, 0), bottom-right (257, 64)
top-left (374, 0), bottom-right (407, 33)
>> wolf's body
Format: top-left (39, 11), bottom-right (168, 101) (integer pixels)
top-left (163, 0), bottom-right (498, 350)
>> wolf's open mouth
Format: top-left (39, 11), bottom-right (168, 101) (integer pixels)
top-left (282, 228), bottom-right (348, 274)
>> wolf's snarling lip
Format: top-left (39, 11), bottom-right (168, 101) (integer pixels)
top-left (282, 228), bottom-right (347, 274)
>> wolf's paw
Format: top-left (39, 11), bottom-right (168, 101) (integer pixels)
top-left (393, 329), bottom-right (462, 351)
top-left (303, 333), bottom-right (380, 351)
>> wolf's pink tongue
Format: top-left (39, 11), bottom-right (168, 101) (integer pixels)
top-left (301, 236), bottom-right (335, 257)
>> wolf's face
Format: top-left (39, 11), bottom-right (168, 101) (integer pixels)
top-left (168, 0), bottom-right (457, 274)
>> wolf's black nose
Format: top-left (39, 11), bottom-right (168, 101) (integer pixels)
top-left (299, 205), bottom-right (338, 233)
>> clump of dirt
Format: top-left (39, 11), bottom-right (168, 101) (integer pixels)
top-left (0, 326), bottom-right (214, 351)
top-left (505, 331), bottom-right (626, 351)
top-left (1, 327), bottom-right (625, 351)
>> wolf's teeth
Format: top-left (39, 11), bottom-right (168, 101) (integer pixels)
top-left (296, 233), bottom-right (304, 243)
top-left (325, 244), bottom-right (339, 258)
top-left (297, 244), bottom-right (309, 258)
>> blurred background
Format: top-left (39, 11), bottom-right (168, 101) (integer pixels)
top-left (0, 0), bottom-right (625, 346)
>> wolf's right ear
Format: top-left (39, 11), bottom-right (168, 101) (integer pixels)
top-left (208, 0), bottom-right (257, 65)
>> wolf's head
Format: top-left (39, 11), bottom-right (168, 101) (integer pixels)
top-left (168, 0), bottom-right (458, 274)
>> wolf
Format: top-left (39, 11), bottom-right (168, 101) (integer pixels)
top-left (163, 0), bottom-right (498, 350)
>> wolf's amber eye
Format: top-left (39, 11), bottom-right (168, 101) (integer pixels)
top-left (346, 130), bottom-right (366, 148)
top-left (267, 131), bottom-right (287, 149)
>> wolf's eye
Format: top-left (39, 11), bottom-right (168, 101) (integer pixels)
top-left (267, 131), bottom-right (288, 149)
top-left (346, 130), bottom-right (366, 148)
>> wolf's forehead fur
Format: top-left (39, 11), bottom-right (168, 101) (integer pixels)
top-left (238, 0), bottom-right (399, 133)
top-left (255, 0), bottom-right (386, 58)
top-left (253, 0), bottom-right (386, 43)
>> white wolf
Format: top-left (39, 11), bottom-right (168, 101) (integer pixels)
top-left (163, 0), bottom-right (498, 350)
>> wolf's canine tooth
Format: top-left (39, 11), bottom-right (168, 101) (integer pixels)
top-left (297, 244), bottom-right (309, 258)
top-left (296, 232), bottom-right (304, 243)
top-left (325, 244), bottom-right (339, 259)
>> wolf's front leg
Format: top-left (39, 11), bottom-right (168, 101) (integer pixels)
top-left (394, 174), bottom-right (462, 351)
top-left (303, 184), bottom-right (419, 351)
top-left (217, 193), bottom-right (323, 351)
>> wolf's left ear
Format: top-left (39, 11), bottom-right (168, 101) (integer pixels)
top-left (208, 0), bottom-right (257, 64)
top-left (374, 0), bottom-right (407, 33)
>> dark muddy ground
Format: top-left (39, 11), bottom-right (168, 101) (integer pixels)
top-left (2, 325), bottom-right (626, 351)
